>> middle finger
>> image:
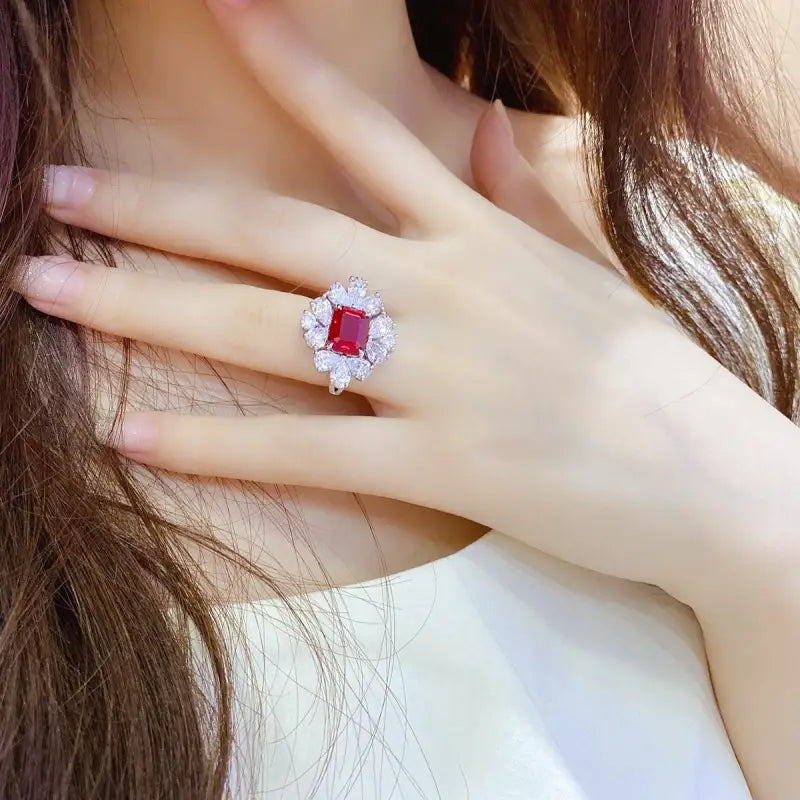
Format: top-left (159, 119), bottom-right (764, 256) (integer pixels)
top-left (45, 167), bottom-right (404, 292)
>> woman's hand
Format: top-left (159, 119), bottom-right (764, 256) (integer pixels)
top-left (17, 0), bottom-right (788, 601)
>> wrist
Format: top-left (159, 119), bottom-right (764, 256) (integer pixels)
top-left (646, 352), bottom-right (800, 613)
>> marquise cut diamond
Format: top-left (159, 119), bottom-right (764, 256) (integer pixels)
top-left (348, 276), bottom-right (368, 298)
top-left (347, 358), bottom-right (372, 380)
top-left (301, 311), bottom-right (317, 332)
top-left (366, 338), bottom-right (389, 364)
top-left (369, 314), bottom-right (394, 340)
top-left (378, 331), bottom-right (396, 351)
top-left (304, 326), bottom-right (328, 349)
top-left (330, 362), bottom-right (351, 391)
top-left (311, 297), bottom-right (333, 327)
top-left (327, 282), bottom-right (350, 307)
top-left (314, 350), bottom-right (341, 372)
top-left (363, 294), bottom-right (382, 317)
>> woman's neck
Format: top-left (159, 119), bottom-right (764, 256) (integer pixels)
top-left (75, 0), bottom-right (477, 205)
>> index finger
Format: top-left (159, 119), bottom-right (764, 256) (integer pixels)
top-left (206, 0), bottom-right (470, 229)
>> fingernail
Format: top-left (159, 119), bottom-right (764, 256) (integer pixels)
top-left (44, 165), bottom-right (96, 208)
top-left (20, 256), bottom-right (84, 305)
top-left (117, 416), bottom-right (158, 457)
top-left (211, 0), bottom-right (253, 8)
top-left (493, 99), bottom-right (515, 142)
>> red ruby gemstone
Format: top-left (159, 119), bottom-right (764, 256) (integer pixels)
top-left (327, 306), bottom-right (370, 356)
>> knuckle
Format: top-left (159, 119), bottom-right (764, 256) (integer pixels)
top-left (222, 193), bottom-right (299, 267)
top-left (106, 176), bottom-right (146, 238)
top-left (224, 198), bottom-right (266, 255)
top-left (220, 286), bottom-right (283, 361)
top-left (79, 266), bottom-right (127, 327)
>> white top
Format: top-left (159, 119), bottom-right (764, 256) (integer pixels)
top-left (218, 532), bottom-right (752, 799)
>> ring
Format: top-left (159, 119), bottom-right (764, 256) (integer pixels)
top-left (301, 276), bottom-right (396, 395)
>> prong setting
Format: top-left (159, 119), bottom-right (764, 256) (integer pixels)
top-left (302, 276), bottom-right (396, 395)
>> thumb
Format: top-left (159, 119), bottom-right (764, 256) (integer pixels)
top-left (471, 101), bottom-right (608, 265)
top-left (470, 100), bottom-right (543, 222)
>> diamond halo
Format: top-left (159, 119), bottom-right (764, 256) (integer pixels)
top-left (302, 276), bottom-right (396, 395)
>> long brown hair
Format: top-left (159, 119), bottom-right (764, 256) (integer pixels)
top-left (1, 0), bottom-right (797, 796)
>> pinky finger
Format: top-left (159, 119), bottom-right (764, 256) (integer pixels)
top-left (116, 413), bottom-right (419, 498)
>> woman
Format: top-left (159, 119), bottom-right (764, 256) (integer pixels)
top-left (2, 0), bottom-right (800, 797)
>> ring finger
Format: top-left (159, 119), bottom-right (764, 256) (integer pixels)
top-left (17, 256), bottom-right (410, 404)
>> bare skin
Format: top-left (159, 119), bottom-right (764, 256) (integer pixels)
top-left (27, 2), bottom-right (800, 797)
top-left (74, 0), bottom-right (602, 598)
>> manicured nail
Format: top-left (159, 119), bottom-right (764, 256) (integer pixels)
top-left (20, 256), bottom-right (84, 305)
top-left (211, 0), bottom-right (253, 8)
top-left (117, 416), bottom-right (158, 457)
top-left (493, 99), bottom-right (515, 142)
top-left (44, 165), bottom-right (96, 208)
